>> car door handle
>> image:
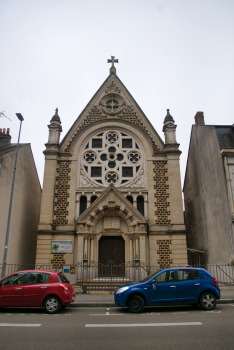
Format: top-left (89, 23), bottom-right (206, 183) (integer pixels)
top-left (195, 283), bottom-right (200, 286)
top-left (40, 286), bottom-right (47, 289)
top-left (170, 286), bottom-right (176, 288)
top-left (15, 288), bottom-right (22, 290)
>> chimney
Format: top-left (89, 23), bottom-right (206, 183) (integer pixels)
top-left (195, 112), bottom-right (205, 128)
top-left (0, 128), bottom-right (11, 144)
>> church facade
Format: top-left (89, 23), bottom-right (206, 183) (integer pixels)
top-left (35, 58), bottom-right (187, 275)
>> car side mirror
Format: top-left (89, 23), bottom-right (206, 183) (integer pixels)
top-left (150, 279), bottom-right (155, 284)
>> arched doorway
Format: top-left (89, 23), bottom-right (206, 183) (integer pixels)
top-left (98, 236), bottom-right (125, 277)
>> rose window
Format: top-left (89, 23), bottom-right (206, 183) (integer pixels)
top-left (81, 130), bottom-right (143, 187)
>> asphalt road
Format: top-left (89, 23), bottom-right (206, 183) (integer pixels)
top-left (0, 304), bottom-right (233, 350)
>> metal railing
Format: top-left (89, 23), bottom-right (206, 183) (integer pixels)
top-left (0, 262), bottom-right (233, 291)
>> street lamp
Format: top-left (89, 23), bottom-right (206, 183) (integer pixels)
top-left (1, 113), bottom-right (24, 278)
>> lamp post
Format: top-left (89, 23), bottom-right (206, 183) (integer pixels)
top-left (1, 113), bottom-right (24, 278)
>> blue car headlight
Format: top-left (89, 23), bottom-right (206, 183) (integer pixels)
top-left (116, 286), bottom-right (129, 294)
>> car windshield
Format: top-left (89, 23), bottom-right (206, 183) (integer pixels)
top-left (140, 270), bottom-right (161, 282)
top-left (58, 273), bottom-right (69, 283)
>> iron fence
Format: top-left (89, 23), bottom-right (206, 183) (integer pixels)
top-left (0, 262), bottom-right (233, 291)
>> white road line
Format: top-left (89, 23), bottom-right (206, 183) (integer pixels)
top-left (141, 313), bottom-right (160, 315)
top-left (229, 304), bottom-right (234, 307)
top-left (85, 322), bottom-right (203, 328)
top-left (89, 314), bottom-right (124, 316)
top-left (173, 312), bottom-right (188, 314)
top-left (0, 323), bottom-right (41, 327)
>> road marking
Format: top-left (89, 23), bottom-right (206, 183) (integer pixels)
top-left (141, 313), bottom-right (160, 315)
top-left (89, 313), bottom-right (124, 316)
top-left (65, 314), bottom-right (72, 316)
top-left (173, 312), bottom-right (188, 314)
top-left (0, 323), bottom-right (41, 327)
top-left (107, 308), bottom-right (110, 311)
top-left (229, 304), bottom-right (234, 307)
top-left (202, 311), bottom-right (221, 313)
top-left (85, 322), bottom-right (202, 328)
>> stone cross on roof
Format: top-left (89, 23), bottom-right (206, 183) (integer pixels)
top-left (107, 56), bottom-right (118, 67)
top-left (107, 56), bottom-right (118, 75)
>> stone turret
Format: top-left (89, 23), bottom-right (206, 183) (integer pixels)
top-left (163, 109), bottom-right (177, 144)
top-left (47, 108), bottom-right (62, 145)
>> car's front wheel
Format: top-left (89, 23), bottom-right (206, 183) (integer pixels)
top-left (199, 292), bottom-right (216, 310)
top-left (127, 295), bottom-right (145, 313)
top-left (44, 296), bottom-right (61, 314)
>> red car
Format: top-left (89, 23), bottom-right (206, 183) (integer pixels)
top-left (0, 270), bottom-right (76, 314)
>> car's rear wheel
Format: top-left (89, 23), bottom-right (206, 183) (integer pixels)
top-left (199, 292), bottom-right (216, 310)
top-left (127, 295), bottom-right (145, 313)
top-left (44, 296), bottom-right (61, 314)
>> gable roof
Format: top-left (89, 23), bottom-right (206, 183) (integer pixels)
top-left (76, 184), bottom-right (148, 235)
top-left (59, 72), bottom-right (164, 154)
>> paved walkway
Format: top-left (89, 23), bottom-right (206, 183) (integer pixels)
top-left (71, 286), bottom-right (234, 307)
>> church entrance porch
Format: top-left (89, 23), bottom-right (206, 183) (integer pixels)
top-left (98, 236), bottom-right (125, 277)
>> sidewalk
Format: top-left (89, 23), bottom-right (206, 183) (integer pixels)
top-left (71, 286), bottom-right (234, 307)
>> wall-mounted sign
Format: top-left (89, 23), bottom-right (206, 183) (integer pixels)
top-left (70, 266), bottom-right (76, 274)
top-left (63, 266), bottom-right (70, 273)
top-left (52, 240), bottom-right (73, 253)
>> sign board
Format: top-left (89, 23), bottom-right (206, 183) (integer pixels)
top-left (70, 266), bottom-right (76, 274)
top-left (63, 266), bottom-right (70, 274)
top-left (52, 240), bottom-right (73, 253)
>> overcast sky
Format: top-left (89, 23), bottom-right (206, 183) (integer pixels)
top-left (1, 0), bottom-right (234, 190)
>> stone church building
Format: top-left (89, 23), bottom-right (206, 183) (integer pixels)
top-left (36, 58), bottom-right (187, 274)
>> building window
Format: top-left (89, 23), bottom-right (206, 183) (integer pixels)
top-left (137, 196), bottom-right (144, 216)
top-left (91, 196), bottom-right (97, 204)
top-left (80, 196), bottom-right (87, 215)
top-left (126, 196), bottom-right (133, 205)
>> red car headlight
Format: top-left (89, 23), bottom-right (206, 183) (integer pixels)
top-left (60, 283), bottom-right (69, 291)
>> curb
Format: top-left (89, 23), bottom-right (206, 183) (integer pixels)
top-left (70, 299), bottom-right (234, 308)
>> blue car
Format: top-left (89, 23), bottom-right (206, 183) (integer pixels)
top-left (114, 267), bottom-right (220, 313)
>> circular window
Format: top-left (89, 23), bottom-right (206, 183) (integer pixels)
top-left (84, 152), bottom-right (96, 163)
top-left (128, 151), bottom-right (141, 163)
top-left (107, 132), bottom-right (118, 143)
top-left (109, 147), bottom-right (116, 153)
top-left (106, 100), bottom-right (119, 112)
top-left (106, 172), bottom-right (118, 184)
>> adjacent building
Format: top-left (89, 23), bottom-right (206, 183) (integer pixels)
top-left (0, 128), bottom-right (41, 265)
top-left (183, 113), bottom-right (234, 265)
top-left (36, 58), bottom-right (188, 273)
